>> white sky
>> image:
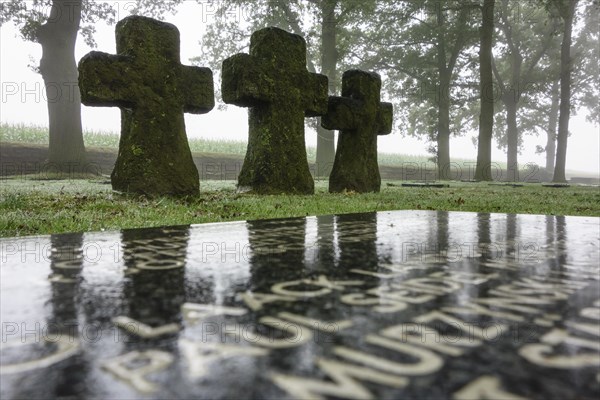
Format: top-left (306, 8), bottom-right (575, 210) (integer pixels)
top-left (1, 1), bottom-right (598, 174)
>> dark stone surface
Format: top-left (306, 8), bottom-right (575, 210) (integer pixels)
top-left (221, 27), bottom-right (328, 194)
top-left (78, 16), bottom-right (214, 196)
top-left (322, 70), bottom-right (393, 193)
top-left (1, 210), bottom-right (599, 399)
top-left (402, 182), bottom-right (450, 188)
top-left (490, 183), bottom-right (525, 187)
top-left (542, 183), bottom-right (571, 188)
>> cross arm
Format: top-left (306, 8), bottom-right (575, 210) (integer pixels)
top-left (377, 102), bottom-right (393, 135)
top-left (180, 65), bottom-right (214, 114)
top-left (321, 96), bottom-right (360, 131)
top-left (304, 73), bottom-right (328, 117)
top-left (221, 53), bottom-right (272, 107)
top-left (78, 51), bottom-right (134, 107)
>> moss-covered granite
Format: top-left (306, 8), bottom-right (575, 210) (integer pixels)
top-left (78, 16), bottom-right (214, 196)
top-left (221, 27), bottom-right (328, 195)
top-left (322, 70), bottom-right (393, 193)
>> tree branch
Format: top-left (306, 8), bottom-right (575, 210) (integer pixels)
top-left (277, 0), bottom-right (318, 73)
top-left (491, 55), bottom-right (505, 90)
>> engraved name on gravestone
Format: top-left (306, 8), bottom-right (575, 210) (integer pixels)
top-left (222, 27), bottom-right (329, 194)
top-left (78, 16), bottom-right (214, 196)
top-left (322, 70), bottom-right (393, 193)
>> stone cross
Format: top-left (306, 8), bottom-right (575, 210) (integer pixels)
top-left (322, 70), bottom-right (393, 193)
top-left (78, 16), bottom-right (214, 196)
top-left (221, 27), bottom-right (328, 194)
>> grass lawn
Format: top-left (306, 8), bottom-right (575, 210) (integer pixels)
top-left (1, 176), bottom-right (598, 238)
top-left (1, 123), bottom-right (598, 237)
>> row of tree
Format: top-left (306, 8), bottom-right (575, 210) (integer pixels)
top-left (2, 0), bottom-right (598, 182)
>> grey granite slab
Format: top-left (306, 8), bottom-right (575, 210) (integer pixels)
top-left (1, 211), bottom-right (599, 399)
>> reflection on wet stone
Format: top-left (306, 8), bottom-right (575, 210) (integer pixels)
top-left (48, 233), bottom-right (84, 327)
top-left (1, 233), bottom-right (86, 399)
top-left (1, 211), bottom-right (599, 399)
top-left (337, 213), bottom-right (379, 270)
top-left (119, 227), bottom-right (189, 332)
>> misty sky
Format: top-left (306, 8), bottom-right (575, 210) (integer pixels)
top-left (1, 1), bottom-right (598, 174)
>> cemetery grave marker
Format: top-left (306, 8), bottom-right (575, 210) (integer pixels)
top-left (222, 27), bottom-right (328, 194)
top-left (489, 183), bottom-right (525, 187)
top-left (402, 182), bottom-right (450, 188)
top-left (79, 16), bottom-right (214, 196)
top-left (542, 183), bottom-right (571, 188)
top-left (322, 70), bottom-right (393, 193)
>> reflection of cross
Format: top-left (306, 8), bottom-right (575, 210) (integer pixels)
top-left (222, 27), bottom-right (328, 194)
top-left (322, 70), bottom-right (393, 193)
top-left (78, 16), bottom-right (214, 196)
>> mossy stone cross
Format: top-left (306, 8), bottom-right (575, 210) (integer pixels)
top-left (322, 70), bottom-right (393, 193)
top-left (222, 27), bottom-right (328, 194)
top-left (78, 16), bottom-right (214, 196)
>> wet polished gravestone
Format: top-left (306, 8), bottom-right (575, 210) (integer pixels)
top-left (1, 211), bottom-right (599, 399)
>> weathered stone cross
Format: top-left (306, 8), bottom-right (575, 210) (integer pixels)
top-left (322, 70), bottom-right (393, 193)
top-left (222, 27), bottom-right (328, 194)
top-left (78, 16), bottom-right (214, 196)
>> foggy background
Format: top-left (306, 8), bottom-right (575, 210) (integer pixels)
top-left (1, 0), bottom-right (598, 174)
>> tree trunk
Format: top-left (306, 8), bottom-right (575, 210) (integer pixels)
top-left (435, 4), bottom-right (451, 181)
top-left (505, 97), bottom-right (519, 181)
top-left (37, 0), bottom-right (86, 174)
top-left (315, 0), bottom-right (338, 178)
top-left (545, 79), bottom-right (559, 173)
top-left (475, 0), bottom-right (495, 181)
top-left (553, 0), bottom-right (577, 183)
top-left (496, 7), bottom-right (523, 183)
top-left (437, 74), bottom-right (451, 180)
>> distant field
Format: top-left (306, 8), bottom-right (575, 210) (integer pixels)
top-left (5, 123), bottom-right (597, 180)
top-left (1, 122), bottom-right (446, 168)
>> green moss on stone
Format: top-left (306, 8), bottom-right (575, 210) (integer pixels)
top-left (131, 145), bottom-right (143, 156)
top-left (322, 70), bottom-right (393, 193)
top-left (221, 27), bottom-right (328, 195)
top-left (78, 16), bottom-right (214, 196)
